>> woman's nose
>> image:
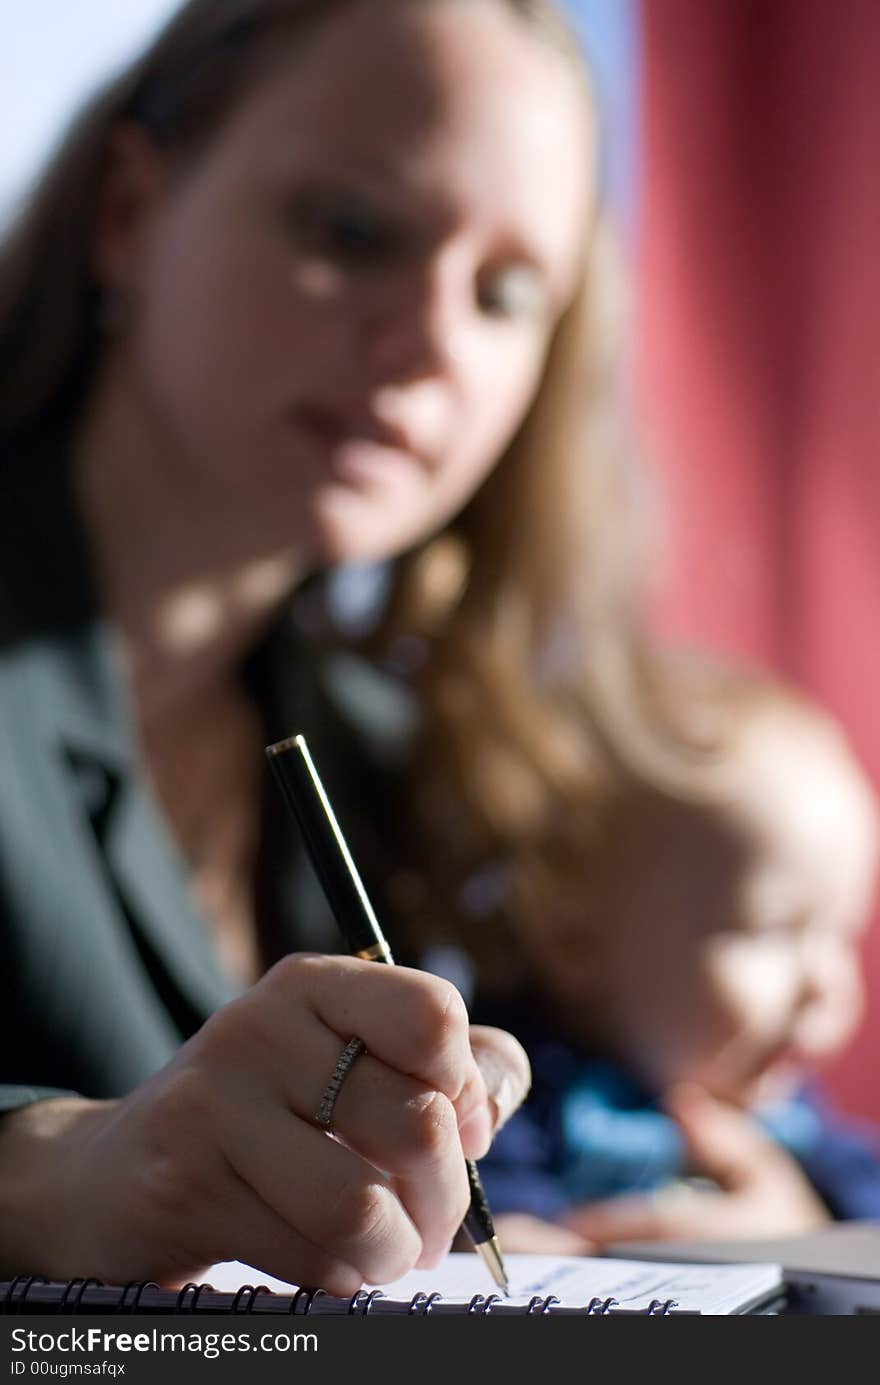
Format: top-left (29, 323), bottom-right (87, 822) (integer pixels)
top-left (360, 259), bottom-right (471, 383)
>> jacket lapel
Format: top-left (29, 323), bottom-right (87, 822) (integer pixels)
top-left (38, 623), bottom-right (239, 1025)
top-left (4, 440), bottom-right (238, 1029)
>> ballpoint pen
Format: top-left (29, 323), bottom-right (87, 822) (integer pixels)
top-left (266, 732), bottom-right (510, 1296)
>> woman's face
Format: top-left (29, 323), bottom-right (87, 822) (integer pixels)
top-left (101, 0), bottom-right (594, 565)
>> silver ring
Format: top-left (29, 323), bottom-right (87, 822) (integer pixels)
top-left (315, 1037), bottom-right (366, 1130)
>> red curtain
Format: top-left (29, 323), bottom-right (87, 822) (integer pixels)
top-left (639, 0), bottom-right (880, 1118)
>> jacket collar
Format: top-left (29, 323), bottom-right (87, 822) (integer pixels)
top-left (0, 432), bottom-right (130, 763)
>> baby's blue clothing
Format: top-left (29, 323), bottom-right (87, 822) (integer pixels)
top-left (557, 1061), bottom-right (827, 1201)
top-left (475, 1006), bottom-right (880, 1222)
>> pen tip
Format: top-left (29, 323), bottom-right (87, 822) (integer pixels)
top-left (476, 1235), bottom-right (510, 1297)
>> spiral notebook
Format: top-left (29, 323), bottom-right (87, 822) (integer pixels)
top-left (2, 1253), bottom-right (784, 1316)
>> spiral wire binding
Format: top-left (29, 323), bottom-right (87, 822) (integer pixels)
top-left (4, 1275), bottom-right (48, 1314)
top-left (117, 1281), bottom-right (158, 1313)
top-left (231, 1283), bottom-right (272, 1313)
top-left (175, 1281), bottom-right (214, 1313)
top-left (348, 1289), bottom-right (386, 1315)
top-left (1, 1277), bottom-right (692, 1315)
top-left (526, 1295), bottom-right (560, 1314)
top-left (290, 1287), bottom-right (328, 1315)
top-left (586, 1296), bottom-right (619, 1315)
top-left (407, 1291), bottom-right (442, 1315)
top-left (59, 1279), bottom-right (87, 1312)
top-left (465, 1293), bottom-right (503, 1314)
top-left (248, 1287), bottom-right (275, 1313)
top-left (62, 1278), bottom-right (103, 1313)
top-left (348, 1289), bottom-right (368, 1315)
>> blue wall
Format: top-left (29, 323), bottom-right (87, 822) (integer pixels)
top-left (563, 0), bottom-right (641, 231)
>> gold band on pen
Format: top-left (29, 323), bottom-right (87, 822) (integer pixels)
top-left (265, 736), bottom-right (300, 758)
top-left (355, 940), bottom-right (394, 964)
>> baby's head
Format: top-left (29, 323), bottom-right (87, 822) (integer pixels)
top-left (524, 670), bottom-right (879, 1106)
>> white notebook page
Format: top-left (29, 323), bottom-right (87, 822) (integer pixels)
top-left (206, 1252), bottom-right (783, 1315)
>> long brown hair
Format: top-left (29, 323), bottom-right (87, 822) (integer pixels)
top-left (382, 214), bottom-right (673, 970)
top-left (0, 0), bottom-right (670, 965)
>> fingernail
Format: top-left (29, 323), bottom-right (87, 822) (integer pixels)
top-left (457, 1102), bottom-right (493, 1158)
top-left (484, 1066), bottom-right (528, 1134)
top-left (473, 1040), bottom-right (531, 1133)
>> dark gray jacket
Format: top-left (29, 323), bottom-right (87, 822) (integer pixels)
top-left (0, 436), bottom-right (407, 1112)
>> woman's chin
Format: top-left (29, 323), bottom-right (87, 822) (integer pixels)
top-left (305, 488), bottom-right (433, 568)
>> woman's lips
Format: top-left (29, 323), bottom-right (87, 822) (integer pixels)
top-left (293, 404), bottom-right (421, 487)
top-left (296, 403), bottom-right (413, 452)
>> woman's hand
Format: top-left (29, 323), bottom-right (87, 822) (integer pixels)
top-left (562, 1084), bottom-right (831, 1246)
top-left (0, 955), bottom-right (530, 1293)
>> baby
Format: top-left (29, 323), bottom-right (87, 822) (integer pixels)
top-left (472, 665), bottom-right (880, 1247)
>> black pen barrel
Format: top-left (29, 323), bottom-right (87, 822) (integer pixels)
top-left (462, 1158), bottom-right (497, 1247)
top-left (266, 735), bottom-right (384, 957)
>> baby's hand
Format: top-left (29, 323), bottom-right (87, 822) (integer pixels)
top-left (562, 1084), bottom-right (831, 1245)
top-left (489, 1213), bottom-right (592, 1255)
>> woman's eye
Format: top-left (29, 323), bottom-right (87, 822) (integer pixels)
top-left (325, 203), bottom-right (393, 258)
top-left (287, 192), bottom-right (397, 264)
top-left (478, 265), bottom-right (548, 320)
